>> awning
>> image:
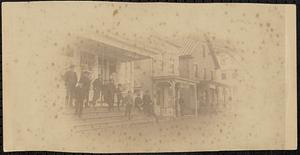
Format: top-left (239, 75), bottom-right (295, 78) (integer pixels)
top-left (70, 36), bottom-right (154, 62)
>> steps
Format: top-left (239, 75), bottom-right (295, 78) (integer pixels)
top-left (62, 106), bottom-right (158, 132)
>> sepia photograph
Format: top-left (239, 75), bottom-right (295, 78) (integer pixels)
top-left (2, 1), bottom-right (297, 153)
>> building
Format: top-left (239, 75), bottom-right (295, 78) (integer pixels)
top-left (133, 34), bottom-right (237, 117)
top-left (61, 34), bottom-right (157, 99)
top-left (61, 32), bottom-right (239, 117)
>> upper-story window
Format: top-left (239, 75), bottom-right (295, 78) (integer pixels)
top-left (161, 61), bottom-right (164, 72)
top-left (171, 63), bottom-right (175, 74)
top-left (232, 70), bottom-right (238, 79)
top-left (204, 68), bottom-right (207, 80)
top-left (194, 64), bottom-right (198, 78)
top-left (161, 55), bottom-right (165, 73)
top-left (211, 70), bottom-right (215, 80)
top-left (222, 73), bottom-right (227, 80)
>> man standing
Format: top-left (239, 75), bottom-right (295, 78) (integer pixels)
top-left (124, 91), bottom-right (134, 120)
top-left (142, 90), bottom-right (152, 115)
top-left (74, 81), bottom-right (85, 117)
top-left (106, 78), bottom-right (116, 111)
top-left (64, 65), bottom-right (77, 107)
top-left (134, 92), bottom-right (143, 112)
top-left (148, 101), bottom-right (159, 123)
top-left (115, 84), bottom-right (123, 111)
top-left (142, 90), bottom-right (159, 123)
top-left (79, 71), bottom-right (91, 108)
top-left (91, 74), bottom-right (103, 107)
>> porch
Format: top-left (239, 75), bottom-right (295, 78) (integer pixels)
top-left (153, 75), bottom-right (198, 118)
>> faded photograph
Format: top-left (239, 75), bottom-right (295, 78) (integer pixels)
top-left (2, 2), bottom-right (296, 153)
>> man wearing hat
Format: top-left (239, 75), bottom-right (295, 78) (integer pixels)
top-left (74, 81), bottom-right (85, 117)
top-left (64, 65), bottom-right (78, 107)
top-left (79, 69), bottom-right (91, 108)
top-left (91, 74), bottom-right (103, 107)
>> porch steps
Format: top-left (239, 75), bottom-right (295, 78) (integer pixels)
top-left (63, 106), bottom-right (159, 132)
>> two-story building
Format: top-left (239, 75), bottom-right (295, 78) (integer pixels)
top-left (61, 31), bottom-right (238, 117)
top-left (134, 34), bottom-right (236, 117)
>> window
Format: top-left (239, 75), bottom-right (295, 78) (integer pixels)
top-left (232, 70), bottom-right (238, 79)
top-left (202, 45), bottom-right (206, 58)
top-left (134, 61), bottom-right (141, 69)
top-left (171, 63), bottom-right (175, 74)
top-left (194, 64), bottom-right (198, 77)
top-left (222, 73), bottom-right (227, 80)
top-left (64, 50), bottom-right (74, 57)
top-left (204, 68), bottom-right (207, 80)
top-left (161, 61), bottom-right (164, 72)
top-left (110, 63), bottom-right (116, 74)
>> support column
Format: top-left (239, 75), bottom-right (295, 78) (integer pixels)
top-left (130, 61), bottom-right (134, 92)
top-left (194, 84), bottom-right (198, 117)
top-left (170, 80), bottom-right (176, 118)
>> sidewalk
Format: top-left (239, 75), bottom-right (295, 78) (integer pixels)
top-left (62, 105), bottom-right (167, 133)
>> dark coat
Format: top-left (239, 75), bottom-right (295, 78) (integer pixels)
top-left (124, 94), bottom-right (134, 106)
top-left (79, 74), bottom-right (91, 91)
top-left (106, 82), bottom-right (115, 98)
top-left (135, 96), bottom-right (143, 106)
top-left (92, 78), bottom-right (103, 91)
top-left (75, 85), bottom-right (85, 101)
top-left (142, 94), bottom-right (152, 105)
top-left (64, 70), bottom-right (77, 88)
top-left (116, 87), bottom-right (122, 99)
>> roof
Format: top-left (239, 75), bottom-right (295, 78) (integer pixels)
top-left (153, 75), bottom-right (198, 85)
top-left (98, 30), bottom-right (180, 56)
top-left (177, 38), bottom-right (197, 56)
top-left (198, 80), bottom-right (231, 88)
top-left (173, 34), bottom-right (221, 69)
top-left (71, 36), bottom-right (152, 62)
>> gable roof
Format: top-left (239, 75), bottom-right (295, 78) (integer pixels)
top-left (174, 34), bottom-right (221, 69)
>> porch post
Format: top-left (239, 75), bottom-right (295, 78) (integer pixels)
top-left (171, 80), bottom-right (176, 118)
top-left (194, 84), bottom-right (198, 117)
top-left (130, 61), bottom-right (134, 92)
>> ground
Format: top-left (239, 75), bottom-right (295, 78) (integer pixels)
top-left (59, 105), bottom-right (284, 153)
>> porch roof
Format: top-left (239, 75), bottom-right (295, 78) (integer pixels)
top-left (153, 75), bottom-right (198, 86)
top-left (198, 80), bottom-right (231, 88)
top-left (71, 36), bottom-right (154, 62)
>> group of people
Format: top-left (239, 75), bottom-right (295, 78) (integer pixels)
top-left (123, 90), bottom-right (159, 122)
top-left (63, 65), bottom-right (159, 122)
top-left (63, 65), bottom-right (122, 117)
